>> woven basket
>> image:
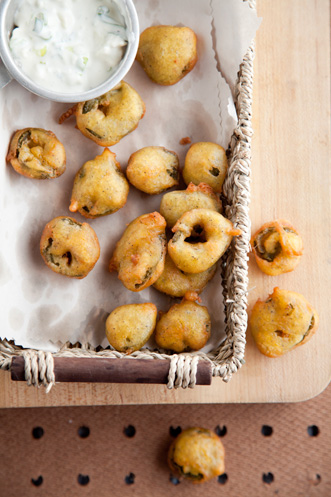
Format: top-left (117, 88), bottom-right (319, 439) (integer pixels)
top-left (0, 1), bottom-right (255, 392)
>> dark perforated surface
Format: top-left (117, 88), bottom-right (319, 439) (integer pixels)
top-left (0, 382), bottom-right (330, 496)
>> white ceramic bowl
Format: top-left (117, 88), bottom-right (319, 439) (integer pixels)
top-left (0, 0), bottom-right (139, 102)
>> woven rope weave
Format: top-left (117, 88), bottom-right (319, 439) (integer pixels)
top-left (0, 0), bottom-right (255, 391)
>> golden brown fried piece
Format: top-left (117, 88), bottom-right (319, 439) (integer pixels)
top-left (250, 287), bottom-right (319, 358)
top-left (105, 303), bottom-right (157, 354)
top-left (168, 208), bottom-right (240, 273)
top-left (155, 292), bottom-right (211, 352)
top-left (183, 142), bottom-right (228, 193)
top-left (40, 216), bottom-right (100, 278)
top-left (7, 128), bottom-right (66, 179)
top-left (160, 182), bottom-right (222, 228)
top-left (136, 25), bottom-right (197, 85)
top-left (153, 254), bottom-right (217, 297)
top-left (109, 212), bottom-right (166, 291)
top-left (69, 148), bottom-right (129, 218)
top-left (126, 146), bottom-right (179, 195)
top-left (59, 81), bottom-right (145, 146)
top-left (251, 220), bottom-right (303, 275)
top-left (168, 427), bottom-right (225, 484)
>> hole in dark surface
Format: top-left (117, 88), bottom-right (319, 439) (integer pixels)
top-left (32, 427), bottom-right (44, 439)
top-left (31, 476), bottom-right (43, 487)
top-left (262, 472), bottom-right (274, 484)
top-left (78, 426), bottom-right (90, 438)
top-left (261, 425), bottom-right (273, 436)
top-left (169, 426), bottom-right (182, 438)
top-left (125, 473), bottom-right (135, 485)
top-left (169, 474), bottom-right (180, 485)
top-left (124, 425), bottom-right (136, 438)
top-left (308, 473), bottom-right (322, 486)
top-left (78, 474), bottom-right (89, 486)
top-left (308, 425), bottom-right (320, 437)
top-left (215, 425), bottom-right (227, 437)
top-left (218, 473), bottom-right (228, 484)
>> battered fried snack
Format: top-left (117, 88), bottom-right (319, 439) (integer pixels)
top-left (153, 254), bottom-right (217, 297)
top-left (59, 81), bottom-right (145, 146)
top-left (155, 292), bottom-right (211, 352)
top-left (160, 183), bottom-right (222, 228)
top-left (168, 427), bottom-right (225, 483)
top-left (136, 25), bottom-right (197, 85)
top-left (168, 209), bottom-right (240, 273)
top-left (40, 216), bottom-right (100, 278)
top-left (126, 146), bottom-right (179, 195)
top-left (183, 142), bottom-right (228, 193)
top-left (251, 220), bottom-right (303, 275)
top-left (109, 212), bottom-right (166, 291)
top-left (250, 287), bottom-right (319, 358)
top-left (7, 128), bottom-right (66, 179)
top-left (105, 303), bottom-right (157, 354)
top-left (69, 148), bottom-right (129, 218)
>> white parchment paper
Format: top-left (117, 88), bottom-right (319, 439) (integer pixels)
top-left (0, 0), bottom-right (260, 352)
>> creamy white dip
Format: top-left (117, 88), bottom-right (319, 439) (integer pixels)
top-left (9, 0), bottom-right (128, 93)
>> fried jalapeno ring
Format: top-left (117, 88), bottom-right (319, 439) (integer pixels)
top-left (109, 212), bottom-right (166, 291)
top-left (59, 81), bottom-right (145, 146)
top-left (126, 146), bottom-right (179, 195)
top-left (250, 287), bottom-right (319, 358)
top-left (251, 219), bottom-right (303, 275)
top-left (168, 427), bottom-right (225, 484)
top-left (105, 303), bottom-right (157, 354)
top-left (153, 254), bottom-right (217, 298)
top-left (183, 142), bottom-right (228, 193)
top-left (69, 148), bottom-right (129, 218)
top-left (160, 182), bottom-right (222, 228)
top-left (136, 25), bottom-right (197, 86)
top-left (155, 292), bottom-right (211, 352)
top-left (40, 216), bottom-right (100, 278)
top-left (7, 128), bottom-right (66, 179)
top-left (168, 208), bottom-right (240, 273)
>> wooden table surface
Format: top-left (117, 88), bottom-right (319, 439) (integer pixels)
top-left (0, 0), bottom-right (330, 407)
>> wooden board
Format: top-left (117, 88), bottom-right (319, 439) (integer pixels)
top-left (0, 0), bottom-right (330, 407)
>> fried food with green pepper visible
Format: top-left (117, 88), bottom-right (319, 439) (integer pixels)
top-left (250, 287), bottom-right (319, 358)
top-left (168, 427), bottom-right (225, 484)
top-left (126, 146), bottom-right (179, 195)
top-left (7, 128), bottom-right (66, 179)
top-left (251, 220), bottom-right (303, 275)
top-left (59, 81), bottom-right (145, 146)
top-left (168, 208), bottom-right (241, 274)
top-left (40, 216), bottom-right (100, 278)
top-left (183, 142), bottom-right (228, 193)
top-left (109, 212), bottom-right (166, 292)
top-left (160, 182), bottom-right (222, 228)
top-left (153, 254), bottom-right (217, 298)
top-left (155, 292), bottom-right (211, 352)
top-left (136, 25), bottom-right (197, 86)
top-left (105, 303), bottom-right (157, 354)
top-left (69, 148), bottom-right (129, 218)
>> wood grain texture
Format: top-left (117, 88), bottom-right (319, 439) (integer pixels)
top-left (10, 357), bottom-right (212, 385)
top-left (0, 0), bottom-right (330, 406)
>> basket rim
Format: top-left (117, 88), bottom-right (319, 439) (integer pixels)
top-left (0, 0), bottom-right (256, 389)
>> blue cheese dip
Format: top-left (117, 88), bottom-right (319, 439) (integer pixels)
top-left (9, 0), bottom-right (128, 93)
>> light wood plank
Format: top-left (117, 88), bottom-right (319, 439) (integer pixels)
top-left (0, 0), bottom-right (330, 406)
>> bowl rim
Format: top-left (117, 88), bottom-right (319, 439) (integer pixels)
top-left (0, 0), bottom-right (139, 102)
